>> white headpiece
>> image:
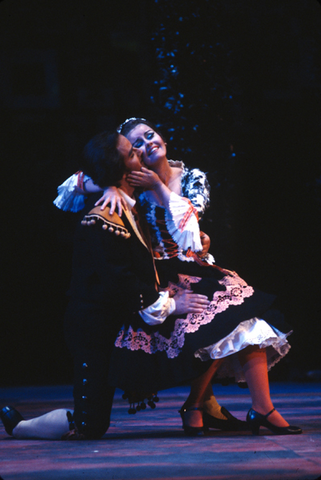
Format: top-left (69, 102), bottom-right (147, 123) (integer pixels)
top-left (117, 117), bottom-right (146, 133)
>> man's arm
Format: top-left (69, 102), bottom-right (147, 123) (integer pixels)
top-left (77, 206), bottom-right (209, 321)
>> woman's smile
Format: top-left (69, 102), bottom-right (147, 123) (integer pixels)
top-left (147, 145), bottom-right (159, 156)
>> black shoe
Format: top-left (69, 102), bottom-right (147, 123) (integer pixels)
top-left (247, 408), bottom-right (302, 436)
top-left (0, 406), bottom-right (24, 436)
top-left (179, 407), bottom-right (205, 436)
top-left (203, 406), bottom-right (250, 431)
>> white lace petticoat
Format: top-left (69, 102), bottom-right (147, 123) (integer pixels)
top-left (194, 317), bottom-right (292, 383)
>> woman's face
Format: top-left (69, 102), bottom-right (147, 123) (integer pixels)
top-left (125, 124), bottom-right (167, 168)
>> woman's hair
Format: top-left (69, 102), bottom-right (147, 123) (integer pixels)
top-left (81, 131), bottom-right (124, 188)
top-left (118, 117), bottom-right (166, 143)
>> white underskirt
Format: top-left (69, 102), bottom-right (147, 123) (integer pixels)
top-left (194, 317), bottom-right (292, 383)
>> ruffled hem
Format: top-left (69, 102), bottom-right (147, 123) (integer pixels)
top-left (195, 317), bottom-right (292, 382)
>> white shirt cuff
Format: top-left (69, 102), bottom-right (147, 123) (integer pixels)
top-left (139, 291), bottom-right (176, 326)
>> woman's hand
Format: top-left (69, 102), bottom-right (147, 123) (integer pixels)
top-left (127, 167), bottom-right (162, 190)
top-left (173, 290), bottom-right (210, 315)
top-left (95, 186), bottom-right (127, 216)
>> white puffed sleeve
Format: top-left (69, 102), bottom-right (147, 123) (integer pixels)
top-left (53, 173), bottom-right (90, 212)
top-left (139, 291), bottom-right (176, 326)
top-left (166, 191), bottom-right (203, 252)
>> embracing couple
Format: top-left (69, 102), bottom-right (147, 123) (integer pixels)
top-left (1, 118), bottom-right (301, 439)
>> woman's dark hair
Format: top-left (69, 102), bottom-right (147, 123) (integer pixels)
top-left (81, 131), bottom-right (125, 188)
top-left (118, 117), bottom-right (166, 143)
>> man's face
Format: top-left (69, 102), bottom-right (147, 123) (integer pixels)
top-left (117, 135), bottom-right (143, 172)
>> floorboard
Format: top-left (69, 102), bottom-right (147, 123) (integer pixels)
top-left (0, 382), bottom-right (320, 480)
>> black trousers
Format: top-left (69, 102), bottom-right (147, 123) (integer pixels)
top-left (72, 350), bottom-right (115, 439)
top-left (65, 301), bottom-right (120, 439)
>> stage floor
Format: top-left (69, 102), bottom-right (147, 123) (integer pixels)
top-left (0, 382), bottom-right (320, 480)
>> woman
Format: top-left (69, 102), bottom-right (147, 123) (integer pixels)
top-left (54, 119), bottom-right (301, 436)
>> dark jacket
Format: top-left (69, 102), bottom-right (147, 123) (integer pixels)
top-left (64, 193), bottom-right (159, 353)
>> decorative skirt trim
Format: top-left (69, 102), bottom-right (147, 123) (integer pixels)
top-left (114, 273), bottom-right (255, 359)
top-left (194, 317), bottom-right (292, 383)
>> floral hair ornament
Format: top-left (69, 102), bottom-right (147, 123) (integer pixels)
top-left (117, 117), bottom-right (146, 134)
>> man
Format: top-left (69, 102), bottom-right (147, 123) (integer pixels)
top-left (1, 131), bottom-right (209, 440)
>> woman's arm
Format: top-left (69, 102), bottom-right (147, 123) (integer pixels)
top-left (53, 172), bottom-right (126, 215)
top-left (83, 178), bottom-right (102, 193)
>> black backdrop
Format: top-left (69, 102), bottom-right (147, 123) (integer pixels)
top-left (1, 0), bottom-right (320, 386)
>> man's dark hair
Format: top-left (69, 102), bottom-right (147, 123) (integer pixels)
top-left (81, 131), bottom-right (125, 188)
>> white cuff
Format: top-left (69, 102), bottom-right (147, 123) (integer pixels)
top-left (53, 173), bottom-right (90, 212)
top-left (139, 291), bottom-right (176, 326)
top-left (201, 253), bottom-right (215, 265)
top-left (166, 192), bottom-right (202, 252)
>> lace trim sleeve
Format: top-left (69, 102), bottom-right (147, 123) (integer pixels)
top-left (166, 192), bottom-right (203, 252)
top-left (53, 172), bottom-right (90, 212)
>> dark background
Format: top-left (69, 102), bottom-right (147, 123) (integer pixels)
top-left (0, 0), bottom-right (320, 386)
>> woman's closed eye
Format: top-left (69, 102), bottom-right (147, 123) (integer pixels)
top-left (146, 131), bottom-right (154, 140)
top-left (133, 139), bottom-right (143, 148)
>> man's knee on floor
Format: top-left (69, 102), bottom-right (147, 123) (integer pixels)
top-left (73, 411), bottom-right (110, 440)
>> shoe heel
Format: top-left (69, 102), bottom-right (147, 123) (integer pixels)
top-left (250, 423), bottom-right (260, 435)
top-left (247, 408), bottom-right (261, 436)
top-left (179, 407), bottom-right (204, 436)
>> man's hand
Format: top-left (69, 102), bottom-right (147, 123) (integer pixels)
top-left (95, 186), bottom-right (127, 216)
top-left (173, 290), bottom-right (210, 315)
